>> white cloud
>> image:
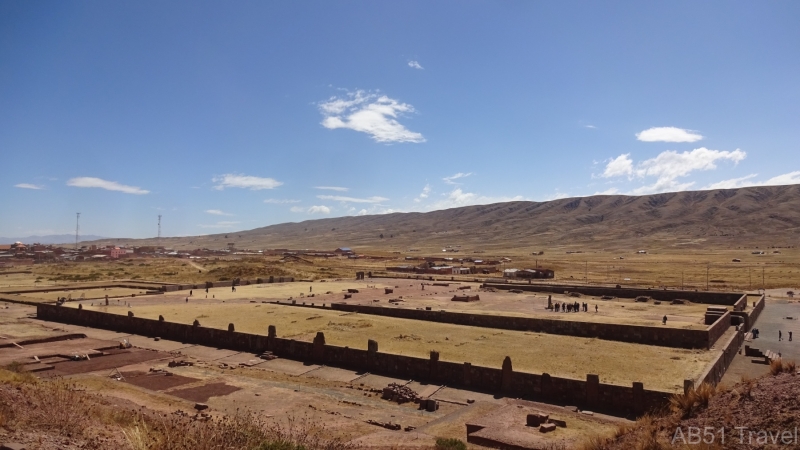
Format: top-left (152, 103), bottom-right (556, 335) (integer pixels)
top-left (14, 183), bottom-right (45, 190)
top-left (703, 174), bottom-right (759, 190)
top-left (636, 127), bottom-right (703, 143)
top-left (427, 188), bottom-right (524, 211)
top-left (198, 221), bottom-right (240, 229)
top-left (317, 195), bottom-right (388, 203)
top-left (318, 90), bottom-right (425, 143)
top-left (443, 172), bottom-right (473, 185)
top-left (593, 188), bottom-right (620, 195)
top-left (763, 171), bottom-right (800, 186)
top-left (264, 198), bottom-right (301, 204)
top-left (703, 171), bottom-right (800, 190)
top-left (408, 60), bottom-right (424, 70)
top-left (600, 148), bottom-right (746, 194)
top-left (212, 174), bottom-right (282, 190)
top-left (602, 154), bottom-right (634, 178)
top-left (414, 184), bottom-right (431, 202)
top-left (314, 186), bottom-right (349, 192)
top-left (584, 125), bottom-right (597, 129)
top-left (290, 205), bottom-right (332, 214)
top-left (205, 209), bottom-right (233, 216)
top-left (67, 177), bottom-right (149, 195)
top-left (358, 209), bottom-right (368, 216)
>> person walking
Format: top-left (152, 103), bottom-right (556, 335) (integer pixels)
top-left (789, 331), bottom-right (793, 341)
top-left (662, 315), bottom-right (668, 325)
top-left (779, 330), bottom-right (782, 341)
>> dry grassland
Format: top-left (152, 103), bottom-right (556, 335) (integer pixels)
top-left (75, 299), bottom-right (715, 392)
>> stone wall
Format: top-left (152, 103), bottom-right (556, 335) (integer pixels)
top-left (161, 276), bottom-right (295, 292)
top-left (325, 303), bottom-right (718, 349)
top-left (484, 283), bottom-right (743, 305)
top-left (35, 304), bottom-right (671, 417)
top-left (697, 325), bottom-right (744, 387)
top-left (706, 311), bottom-right (732, 350)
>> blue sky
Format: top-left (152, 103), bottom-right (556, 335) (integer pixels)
top-left (2, 1), bottom-right (798, 238)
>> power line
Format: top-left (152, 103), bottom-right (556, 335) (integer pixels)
top-left (75, 212), bottom-right (80, 250)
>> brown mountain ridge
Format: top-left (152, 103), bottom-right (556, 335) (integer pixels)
top-left (96, 185), bottom-right (800, 251)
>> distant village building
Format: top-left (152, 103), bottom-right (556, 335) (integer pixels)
top-left (334, 247), bottom-right (354, 255)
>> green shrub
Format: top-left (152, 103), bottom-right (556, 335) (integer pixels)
top-left (435, 437), bottom-right (467, 450)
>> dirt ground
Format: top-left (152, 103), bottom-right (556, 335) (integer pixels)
top-left (72, 289), bottom-right (717, 392)
top-left (0, 302), bottom-right (632, 448)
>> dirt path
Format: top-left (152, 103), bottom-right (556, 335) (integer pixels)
top-left (188, 261), bottom-right (207, 272)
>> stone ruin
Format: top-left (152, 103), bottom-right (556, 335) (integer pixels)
top-left (526, 411), bottom-right (566, 433)
top-left (381, 383), bottom-right (421, 404)
top-left (452, 295), bottom-right (480, 302)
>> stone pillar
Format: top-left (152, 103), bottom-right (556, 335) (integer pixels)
top-left (586, 374), bottom-right (599, 409)
top-left (268, 325), bottom-right (277, 338)
top-left (228, 323), bottom-right (235, 332)
top-left (312, 332), bottom-right (325, 361)
top-left (632, 382), bottom-right (644, 415)
top-left (683, 379), bottom-right (694, 395)
top-left (105, 295), bottom-right (109, 305)
top-left (193, 319), bottom-right (200, 327)
top-left (501, 356), bottom-right (513, 393)
top-left (429, 351), bottom-right (440, 381)
top-left (367, 339), bottom-right (378, 354)
top-left (547, 295), bottom-right (552, 310)
top-left (158, 315), bottom-right (164, 322)
top-left (78, 304), bottom-right (83, 310)
top-left (541, 373), bottom-right (552, 400)
top-left (127, 310), bottom-right (133, 317)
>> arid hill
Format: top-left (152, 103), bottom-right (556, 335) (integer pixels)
top-left (95, 185), bottom-right (800, 251)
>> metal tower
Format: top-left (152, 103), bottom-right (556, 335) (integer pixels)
top-left (75, 213), bottom-right (80, 250)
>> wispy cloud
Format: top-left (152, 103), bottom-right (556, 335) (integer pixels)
top-left (703, 171), bottom-right (800, 190)
top-left (263, 198), bottom-right (301, 204)
top-left (308, 205), bottom-right (331, 214)
top-left (290, 205), bottom-right (332, 214)
top-left (212, 174), bottom-right (282, 190)
top-left (14, 183), bottom-right (45, 190)
top-left (408, 60), bottom-right (424, 70)
top-left (67, 177), bottom-right (149, 195)
top-left (414, 184), bottom-right (431, 203)
top-left (427, 188), bottom-right (524, 211)
top-left (198, 221), bottom-right (240, 229)
top-left (636, 127), bottom-right (703, 143)
top-left (314, 186), bottom-right (349, 192)
top-left (317, 195), bottom-right (388, 203)
top-left (205, 209), bottom-right (233, 216)
top-left (584, 125), bottom-right (597, 129)
top-left (318, 90), bottom-right (425, 143)
top-left (443, 172), bottom-right (473, 185)
top-left (600, 147), bottom-right (746, 195)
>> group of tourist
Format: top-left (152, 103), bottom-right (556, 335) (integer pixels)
top-left (552, 301), bottom-right (593, 313)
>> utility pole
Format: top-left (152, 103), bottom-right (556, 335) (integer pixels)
top-left (157, 215), bottom-right (162, 248)
top-left (706, 264), bottom-right (709, 291)
top-left (75, 212), bottom-right (80, 250)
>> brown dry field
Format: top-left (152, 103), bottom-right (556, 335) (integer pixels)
top-left (2, 246), bottom-right (800, 292)
top-left (70, 283), bottom-right (718, 393)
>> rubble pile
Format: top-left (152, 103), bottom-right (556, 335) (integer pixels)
top-left (381, 383), bottom-right (421, 404)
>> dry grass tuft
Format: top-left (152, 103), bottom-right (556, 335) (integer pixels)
top-left (783, 360), bottom-right (796, 374)
top-left (669, 383), bottom-right (716, 419)
top-left (769, 358), bottom-right (784, 375)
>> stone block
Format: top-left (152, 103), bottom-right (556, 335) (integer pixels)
top-left (548, 418), bottom-right (567, 428)
top-left (539, 423), bottom-right (556, 433)
top-left (526, 413), bottom-right (548, 427)
top-left (194, 403), bottom-right (208, 411)
top-left (1, 443), bottom-right (27, 450)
